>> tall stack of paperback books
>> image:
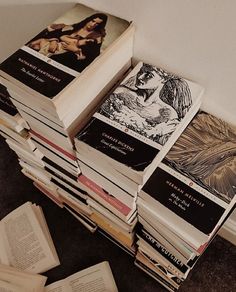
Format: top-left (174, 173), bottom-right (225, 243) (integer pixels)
top-left (74, 61), bottom-right (203, 254)
top-left (0, 3), bottom-right (135, 236)
top-left (1, 2), bottom-right (235, 292)
top-left (135, 111), bottom-right (236, 291)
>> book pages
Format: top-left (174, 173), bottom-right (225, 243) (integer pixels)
top-left (0, 264), bottom-right (47, 292)
top-left (0, 202), bottom-right (60, 273)
top-left (45, 261), bottom-right (118, 292)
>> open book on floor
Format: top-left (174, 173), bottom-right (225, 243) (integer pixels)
top-left (0, 202), bottom-right (60, 273)
top-left (45, 261), bottom-right (118, 292)
top-left (75, 61), bottom-right (204, 195)
top-left (0, 264), bottom-right (47, 292)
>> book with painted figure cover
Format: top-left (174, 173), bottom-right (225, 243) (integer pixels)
top-left (0, 3), bottom-right (134, 119)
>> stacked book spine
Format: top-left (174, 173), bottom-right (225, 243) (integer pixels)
top-left (0, 83), bottom-right (44, 176)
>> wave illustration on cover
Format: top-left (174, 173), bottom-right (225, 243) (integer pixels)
top-left (164, 111), bottom-right (236, 203)
top-left (99, 63), bottom-right (193, 147)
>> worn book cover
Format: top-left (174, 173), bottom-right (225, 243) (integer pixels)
top-left (0, 3), bottom-right (130, 98)
top-left (76, 62), bottom-right (203, 174)
top-left (142, 111), bottom-right (236, 234)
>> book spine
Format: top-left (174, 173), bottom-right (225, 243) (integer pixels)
top-left (135, 260), bottom-right (178, 292)
top-left (137, 250), bottom-right (183, 286)
top-left (78, 175), bottom-right (132, 217)
top-left (137, 229), bottom-right (189, 274)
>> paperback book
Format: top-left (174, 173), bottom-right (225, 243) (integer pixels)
top-left (140, 111), bottom-right (236, 250)
top-left (75, 61), bottom-right (203, 193)
top-left (78, 174), bottom-right (136, 222)
top-left (0, 3), bottom-right (134, 122)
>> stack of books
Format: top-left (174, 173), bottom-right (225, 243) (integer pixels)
top-left (0, 83), bottom-right (43, 170)
top-left (74, 61), bottom-right (203, 255)
top-left (0, 202), bottom-right (120, 292)
top-left (0, 3), bottom-right (135, 235)
top-left (75, 61), bottom-right (203, 194)
top-left (0, 3), bottom-right (134, 173)
top-left (135, 111), bottom-right (236, 291)
top-left (2, 2), bottom-right (234, 291)
top-left (0, 83), bottom-right (29, 134)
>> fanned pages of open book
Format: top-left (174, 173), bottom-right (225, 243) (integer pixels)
top-left (45, 261), bottom-right (118, 292)
top-left (0, 202), bottom-right (60, 273)
top-left (0, 264), bottom-right (47, 292)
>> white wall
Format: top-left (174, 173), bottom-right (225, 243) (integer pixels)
top-left (79, 0), bottom-right (236, 126)
top-left (1, 0), bottom-right (235, 124)
top-left (0, 0), bottom-right (235, 238)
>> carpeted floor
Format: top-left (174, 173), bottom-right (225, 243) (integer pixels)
top-left (0, 136), bottom-right (235, 292)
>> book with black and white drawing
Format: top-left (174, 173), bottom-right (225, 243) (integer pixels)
top-left (75, 61), bottom-right (204, 193)
top-left (0, 202), bottom-right (60, 273)
top-left (139, 111), bottom-right (236, 250)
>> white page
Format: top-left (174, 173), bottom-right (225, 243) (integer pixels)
top-left (1, 202), bottom-right (59, 273)
top-left (45, 261), bottom-right (118, 292)
top-left (0, 264), bottom-right (47, 292)
top-left (0, 279), bottom-right (26, 292)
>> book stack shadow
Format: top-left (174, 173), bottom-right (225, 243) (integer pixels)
top-left (0, 3), bottom-right (235, 292)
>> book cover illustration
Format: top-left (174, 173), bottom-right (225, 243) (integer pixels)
top-left (99, 62), bottom-right (193, 146)
top-left (0, 4), bottom-right (130, 98)
top-left (142, 111), bottom-right (236, 234)
top-left (0, 83), bottom-right (18, 116)
top-left (77, 62), bottom-right (200, 172)
top-left (164, 111), bottom-right (236, 204)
